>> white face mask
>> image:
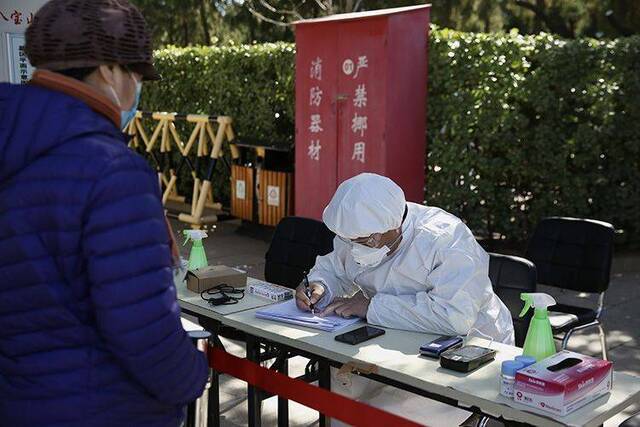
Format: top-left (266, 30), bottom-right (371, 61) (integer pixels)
top-left (351, 243), bottom-right (390, 268)
top-left (350, 231), bottom-right (402, 268)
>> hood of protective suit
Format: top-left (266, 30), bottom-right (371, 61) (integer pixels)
top-left (322, 173), bottom-right (406, 239)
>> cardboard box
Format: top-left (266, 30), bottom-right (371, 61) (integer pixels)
top-left (514, 350), bottom-right (613, 416)
top-left (186, 265), bottom-right (247, 293)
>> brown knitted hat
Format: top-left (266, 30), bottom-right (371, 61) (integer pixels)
top-left (25, 0), bottom-right (159, 80)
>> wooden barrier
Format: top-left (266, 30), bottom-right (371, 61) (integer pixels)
top-left (125, 111), bottom-right (240, 229)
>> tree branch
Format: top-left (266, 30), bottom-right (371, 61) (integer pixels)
top-left (514, 0), bottom-right (544, 16)
top-left (246, 1), bottom-right (292, 26)
top-left (258, 0), bottom-right (303, 19)
top-left (512, 0), bottom-right (574, 37)
top-left (605, 10), bottom-right (634, 37)
top-left (314, 0), bottom-right (328, 11)
top-left (259, 0), bottom-right (278, 12)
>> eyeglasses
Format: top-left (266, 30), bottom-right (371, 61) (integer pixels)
top-left (338, 233), bottom-right (383, 248)
top-left (200, 284), bottom-right (245, 306)
top-left (337, 206), bottom-right (409, 248)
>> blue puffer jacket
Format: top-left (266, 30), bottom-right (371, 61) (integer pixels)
top-left (0, 78), bottom-right (208, 426)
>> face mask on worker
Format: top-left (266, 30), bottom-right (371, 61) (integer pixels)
top-left (350, 231), bottom-right (402, 268)
top-left (109, 69), bottom-right (142, 130)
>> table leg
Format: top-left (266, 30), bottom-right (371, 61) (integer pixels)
top-left (278, 357), bottom-right (289, 427)
top-left (186, 401), bottom-right (195, 427)
top-left (246, 335), bottom-right (262, 427)
top-left (198, 317), bottom-right (223, 427)
top-left (208, 366), bottom-right (220, 427)
top-left (318, 359), bottom-right (331, 427)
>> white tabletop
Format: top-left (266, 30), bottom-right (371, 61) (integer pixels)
top-left (221, 307), bottom-right (640, 427)
top-left (176, 277), bottom-right (277, 320)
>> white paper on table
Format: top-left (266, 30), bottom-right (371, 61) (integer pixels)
top-left (255, 299), bottom-right (361, 332)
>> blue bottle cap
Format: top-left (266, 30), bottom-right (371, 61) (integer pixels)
top-left (501, 360), bottom-right (525, 376)
top-left (515, 355), bottom-right (537, 368)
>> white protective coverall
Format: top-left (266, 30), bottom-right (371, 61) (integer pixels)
top-left (307, 173), bottom-right (514, 426)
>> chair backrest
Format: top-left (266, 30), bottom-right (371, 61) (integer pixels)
top-left (525, 217), bottom-right (614, 294)
top-left (265, 216), bottom-right (335, 289)
top-left (488, 253), bottom-right (537, 347)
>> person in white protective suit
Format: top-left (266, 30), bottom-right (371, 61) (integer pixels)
top-left (295, 173), bottom-right (515, 427)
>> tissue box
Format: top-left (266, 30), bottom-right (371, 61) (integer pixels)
top-left (514, 350), bottom-right (613, 416)
top-left (186, 265), bottom-right (247, 293)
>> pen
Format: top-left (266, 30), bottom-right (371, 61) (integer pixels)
top-left (304, 271), bottom-right (315, 315)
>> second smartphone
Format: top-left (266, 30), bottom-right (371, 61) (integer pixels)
top-left (419, 335), bottom-right (464, 358)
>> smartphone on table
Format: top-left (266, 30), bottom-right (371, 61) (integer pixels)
top-left (419, 335), bottom-right (464, 358)
top-left (335, 326), bottom-right (386, 345)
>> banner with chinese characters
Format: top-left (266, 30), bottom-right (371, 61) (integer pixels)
top-left (6, 33), bottom-right (33, 84)
top-left (294, 6), bottom-right (430, 220)
top-left (0, 9), bottom-right (34, 28)
top-left (336, 23), bottom-right (386, 179)
top-left (1, 0), bottom-right (46, 83)
top-left (294, 26), bottom-right (339, 219)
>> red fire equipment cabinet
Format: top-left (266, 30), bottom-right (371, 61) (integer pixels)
top-left (294, 5), bottom-right (431, 220)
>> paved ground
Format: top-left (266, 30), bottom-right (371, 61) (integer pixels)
top-left (175, 219), bottom-right (640, 426)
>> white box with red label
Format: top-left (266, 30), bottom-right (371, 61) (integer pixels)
top-left (514, 350), bottom-right (613, 416)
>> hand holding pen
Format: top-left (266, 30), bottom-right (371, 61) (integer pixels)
top-left (295, 271), bottom-right (326, 314)
top-left (304, 271), bottom-right (315, 314)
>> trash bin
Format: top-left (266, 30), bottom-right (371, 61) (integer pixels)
top-left (231, 164), bottom-right (254, 221)
top-left (231, 143), bottom-right (293, 226)
top-left (257, 168), bottom-right (293, 226)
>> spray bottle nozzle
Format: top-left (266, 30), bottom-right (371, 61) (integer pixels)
top-left (519, 293), bottom-right (557, 317)
top-left (183, 230), bottom-right (208, 246)
top-left (182, 230), bottom-right (208, 270)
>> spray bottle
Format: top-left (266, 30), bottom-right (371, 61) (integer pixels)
top-left (183, 230), bottom-right (208, 271)
top-left (519, 293), bottom-right (557, 361)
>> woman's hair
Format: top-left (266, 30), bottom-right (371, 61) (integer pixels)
top-left (55, 67), bottom-right (97, 81)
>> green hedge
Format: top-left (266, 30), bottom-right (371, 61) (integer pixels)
top-left (144, 43), bottom-right (295, 146)
top-left (142, 30), bottom-right (640, 244)
top-left (428, 29), bottom-right (640, 244)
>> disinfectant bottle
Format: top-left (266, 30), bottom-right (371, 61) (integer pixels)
top-left (183, 230), bottom-right (208, 271)
top-left (519, 293), bottom-right (557, 361)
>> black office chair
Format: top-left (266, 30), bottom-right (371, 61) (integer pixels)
top-left (525, 217), bottom-right (615, 360)
top-left (265, 216), bottom-right (335, 289)
top-left (262, 217), bottom-right (335, 425)
top-left (488, 253), bottom-right (537, 347)
top-left (621, 411), bottom-right (640, 427)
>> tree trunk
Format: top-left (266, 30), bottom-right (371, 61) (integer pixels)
top-left (478, 0), bottom-right (493, 32)
top-left (183, 8), bottom-right (190, 45)
top-left (168, 3), bottom-right (176, 44)
top-left (513, 0), bottom-right (574, 38)
top-left (441, 1), bottom-right (453, 29)
top-left (534, 0), bottom-right (545, 33)
top-left (199, 0), bottom-right (211, 45)
top-left (344, 0), bottom-right (354, 13)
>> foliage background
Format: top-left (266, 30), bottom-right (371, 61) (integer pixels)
top-left (131, 0), bottom-right (640, 46)
top-left (140, 29), bottom-right (640, 244)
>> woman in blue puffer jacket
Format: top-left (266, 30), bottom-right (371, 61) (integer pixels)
top-left (0, 1), bottom-right (208, 426)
